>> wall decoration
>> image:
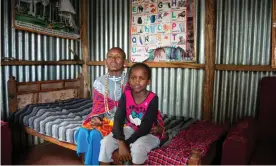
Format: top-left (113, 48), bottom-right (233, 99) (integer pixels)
top-left (12, 0), bottom-right (80, 40)
top-left (130, 0), bottom-right (196, 62)
top-left (272, 0), bottom-right (276, 68)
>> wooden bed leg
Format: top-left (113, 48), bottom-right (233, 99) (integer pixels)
top-left (188, 149), bottom-right (201, 165)
top-left (8, 76), bottom-right (17, 113)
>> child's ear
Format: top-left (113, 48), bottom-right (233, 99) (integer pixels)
top-left (104, 59), bottom-right (107, 67)
top-left (148, 79), bottom-right (152, 85)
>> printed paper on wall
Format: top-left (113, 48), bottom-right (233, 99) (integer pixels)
top-left (130, 0), bottom-right (196, 62)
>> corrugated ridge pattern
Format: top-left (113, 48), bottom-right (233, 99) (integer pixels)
top-left (214, 0), bottom-right (275, 124)
top-left (87, 0), bottom-right (205, 119)
top-left (1, 0), bottom-right (82, 147)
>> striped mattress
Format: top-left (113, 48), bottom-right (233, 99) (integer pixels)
top-left (9, 98), bottom-right (196, 145)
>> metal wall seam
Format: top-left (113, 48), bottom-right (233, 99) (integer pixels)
top-left (213, 71), bottom-right (276, 124)
top-left (88, 66), bottom-right (204, 119)
top-left (216, 0), bottom-right (272, 65)
top-left (87, 0), bottom-right (205, 118)
top-left (88, 0), bottom-right (204, 62)
top-left (1, 0), bottom-right (82, 147)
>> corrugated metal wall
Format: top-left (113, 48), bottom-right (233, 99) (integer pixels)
top-left (87, 0), bottom-right (206, 119)
top-left (2, 0), bottom-right (276, 149)
top-left (1, 0), bottom-right (82, 120)
top-left (214, 0), bottom-right (276, 123)
top-left (1, 0), bottom-right (82, 147)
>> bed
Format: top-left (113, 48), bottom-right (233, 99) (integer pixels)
top-left (8, 75), bottom-right (227, 165)
top-left (8, 75), bottom-right (85, 151)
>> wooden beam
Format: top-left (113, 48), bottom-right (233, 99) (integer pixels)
top-left (133, 62), bottom-right (204, 69)
top-left (24, 127), bottom-right (76, 151)
top-left (81, 0), bottom-right (89, 98)
top-left (203, 0), bottom-right (216, 121)
top-left (272, 0), bottom-right (276, 68)
top-left (87, 61), bottom-right (205, 69)
top-left (17, 79), bottom-right (78, 85)
top-left (87, 61), bottom-right (105, 66)
top-left (216, 65), bottom-right (276, 71)
top-left (16, 88), bottom-right (77, 95)
top-left (1, 60), bottom-right (84, 66)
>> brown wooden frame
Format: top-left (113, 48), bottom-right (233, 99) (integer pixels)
top-left (8, 75), bottom-right (84, 150)
top-left (8, 74), bottom-right (85, 113)
top-left (87, 61), bottom-right (205, 69)
top-left (5, 0), bottom-right (221, 164)
top-left (272, 0), bottom-right (276, 68)
top-left (7, 74), bottom-right (208, 164)
top-left (1, 60), bottom-right (84, 66)
top-left (12, 0), bottom-right (80, 40)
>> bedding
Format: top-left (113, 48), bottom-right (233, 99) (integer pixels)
top-left (146, 120), bottom-right (226, 165)
top-left (9, 98), bottom-right (197, 146)
top-left (9, 98), bottom-right (92, 144)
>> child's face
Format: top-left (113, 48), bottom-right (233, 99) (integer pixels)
top-left (129, 67), bottom-right (151, 93)
top-left (105, 49), bottom-right (125, 72)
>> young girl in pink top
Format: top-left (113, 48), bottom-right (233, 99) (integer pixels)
top-left (98, 63), bottom-right (164, 165)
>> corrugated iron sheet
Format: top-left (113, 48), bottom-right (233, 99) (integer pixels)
top-left (214, 0), bottom-right (275, 124)
top-left (1, 0), bottom-right (82, 147)
top-left (87, 0), bottom-right (205, 119)
top-left (213, 71), bottom-right (276, 124)
top-left (88, 0), bottom-right (130, 61)
top-left (88, 0), bottom-right (205, 63)
top-left (89, 66), bottom-right (204, 119)
top-left (2, 0), bottom-right (275, 150)
top-left (216, 0), bottom-right (271, 65)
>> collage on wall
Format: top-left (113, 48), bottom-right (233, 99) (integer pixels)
top-left (12, 0), bottom-right (80, 40)
top-left (130, 0), bottom-right (196, 62)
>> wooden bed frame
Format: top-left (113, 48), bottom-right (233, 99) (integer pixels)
top-left (8, 75), bottom-right (85, 151)
top-left (7, 75), bottom-right (216, 165)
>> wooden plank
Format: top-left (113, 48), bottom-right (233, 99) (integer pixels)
top-left (81, 0), bottom-right (89, 98)
top-left (24, 127), bottom-right (76, 151)
top-left (17, 88), bottom-right (77, 95)
top-left (1, 60), bottom-right (84, 66)
top-left (65, 81), bottom-right (77, 89)
top-left (87, 61), bottom-right (205, 69)
top-left (87, 61), bottom-right (105, 66)
top-left (41, 82), bottom-right (64, 90)
top-left (17, 84), bottom-right (40, 92)
top-left (216, 65), bottom-right (276, 71)
top-left (188, 149), bottom-right (201, 165)
top-left (203, 0), bottom-right (216, 121)
top-left (17, 79), bottom-right (78, 85)
top-left (272, 0), bottom-right (276, 68)
top-left (137, 62), bottom-right (204, 69)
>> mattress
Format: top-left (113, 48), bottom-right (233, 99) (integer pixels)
top-left (9, 98), bottom-right (196, 145)
top-left (9, 98), bottom-right (92, 144)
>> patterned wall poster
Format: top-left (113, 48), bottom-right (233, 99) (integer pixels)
top-left (13, 0), bottom-right (80, 40)
top-left (130, 0), bottom-right (195, 62)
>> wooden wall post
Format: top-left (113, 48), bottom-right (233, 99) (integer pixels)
top-left (272, 0), bottom-right (276, 68)
top-left (8, 76), bottom-right (17, 113)
top-left (203, 0), bottom-right (216, 120)
top-left (78, 73), bottom-right (85, 98)
top-left (81, 0), bottom-right (88, 98)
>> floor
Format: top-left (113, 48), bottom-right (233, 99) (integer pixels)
top-left (13, 143), bottom-right (83, 165)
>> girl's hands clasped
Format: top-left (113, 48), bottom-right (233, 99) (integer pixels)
top-left (117, 140), bottom-right (132, 162)
top-left (90, 117), bottom-right (102, 127)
